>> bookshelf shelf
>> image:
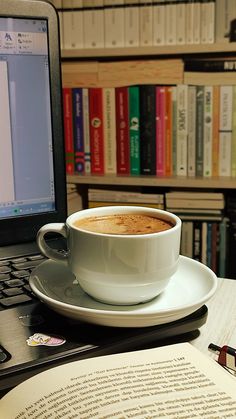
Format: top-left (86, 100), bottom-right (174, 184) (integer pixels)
top-left (61, 43), bottom-right (236, 59)
top-left (67, 174), bottom-right (236, 190)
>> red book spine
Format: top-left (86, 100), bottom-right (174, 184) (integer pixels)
top-left (63, 88), bottom-right (74, 174)
top-left (156, 86), bottom-right (166, 176)
top-left (115, 87), bottom-right (130, 174)
top-left (89, 88), bottom-right (104, 174)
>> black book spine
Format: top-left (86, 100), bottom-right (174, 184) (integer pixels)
top-left (139, 85), bottom-right (156, 175)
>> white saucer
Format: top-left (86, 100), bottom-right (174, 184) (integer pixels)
top-left (29, 256), bottom-right (218, 328)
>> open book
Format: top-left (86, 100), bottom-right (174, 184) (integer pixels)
top-left (1, 342), bottom-right (236, 419)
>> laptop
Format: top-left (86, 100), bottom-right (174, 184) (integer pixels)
top-left (0, 0), bottom-right (208, 397)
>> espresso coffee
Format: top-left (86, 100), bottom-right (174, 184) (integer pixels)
top-left (73, 213), bottom-right (174, 235)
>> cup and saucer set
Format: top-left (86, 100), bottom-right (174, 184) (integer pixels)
top-left (31, 206), bottom-right (218, 329)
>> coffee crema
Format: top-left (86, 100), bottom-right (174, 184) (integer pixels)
top-left (73, 214), bottom-right (174, 235)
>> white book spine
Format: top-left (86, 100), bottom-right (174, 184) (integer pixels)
top-left (104, 0), bottom-right (125, 47)
top-left (203, 86), bottom-right (213, 177)
top-left (176, 2), bottom-right (186, 45)
top-left (71, 10), bottom-right (84, 48)
top-left (103, 88), bottom-right (117, 174)
top-left (201, 0), bottom-right (215, 44)
top-left (176, 84), bottom-right (188, 176)
top-left (63, 11), bottom-right (73, 49)
top-left (187, 85), bottom-right (196, 177)
top-left (193, 1), bottom-right (201, 44)
top-left (152, 1), bottom-right (165, 46)
top-left (124, 1), bottom-right (140, 47)
top-left (219, 85), bottom-right (233, 176)
top-left (139, 0), bottom-right (153, 46)
top-left (83, 3), bottom-right (104, 48)
top-left (82, 88), bottom-right (91, 174)
top-left (165, 2), bottom-right (177, 45)
top-left (206, 1), bottom-right (215, 43)
top-left (185, 0), bottom-right (194, 44)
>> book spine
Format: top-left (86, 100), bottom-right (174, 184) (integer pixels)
top-left (124, 0), bottom-right (139, 47)
top-left (103, 87), bottom-right (116, 174)
top-left (193, 221), bottom-right (202, 262)
top-left (195, 85), bottom-right (204, 177)
top-left (203, 85), bottom-right (213, 177)
top-left (72, 88), bottom-right (84, 174)
top-left (211, 222), bottom-right (218, 273)
top-left (219, 217), bottom-right (229, 278)
top-left (176, 84), bottom-right (188, 176)
top-left (156, 86), bottom-right (166, 177)
top-left (186, 0), bottom-right (194, 44)
top-left (201, 221), bottom-right (208, 265)
top-left (172, 86), bottom-right (177, 176)
top-left (140, 85), bottom-right (156, 175)
top-left (165, 86), bottom-right (173, 176)
top-left (129, 86), bottom-right (140, 175)
top-left (115, 86), bottom-right (130, 175)
top-left (206, 222), bottom-right (213, 268)
top-left (181, 221), bottom-right (194, 258)
top-left (176, 1), bottom-right (186, 45)
top-left (104, 0), bottom-right (125, 47)
top-left (201, 0), bottom-right (215, 44)
top-left (219, 85), bottom-right (233, 177)
top-left (187, 85), bottom-right (196, 177)
top-left (83, 3), bottom-right (104, 48)
top-left (165, 1), bottom-right (177, 45)
top-left (62, 87), bottom-right (74, 174)
top-left (89, 87), bottom-right (104, 174)
top-left (231, 85), bottom-right (236, 177)
top-left (82, 88), bottom-right (91, 174)
top-left (212, 85), bottom-right (220, 177)
top-left (193, 0), bottom-right (201, 44)
top-left (70, 7), bottom-right (84, 48)
top-left (139, 0), bottom-right (153, 46)
top-left (152, 1), bottom-right (165, 46)
top-left (62, 11), bottom-right (73, 49)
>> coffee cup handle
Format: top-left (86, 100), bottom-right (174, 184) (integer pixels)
top-left (37, 223), bottom-right (68, 263)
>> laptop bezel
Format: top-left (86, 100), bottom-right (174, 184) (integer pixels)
top-left (0, 0), bottom-right (67, 247)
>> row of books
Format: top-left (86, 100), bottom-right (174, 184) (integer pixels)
top-left (180, 218), bottom-right (228, 278)
top-left (86, 188), bottom-right (228, 276)
top-left (50, 0), bottom-right (220, 50)
top-left (62, 84), bottom-right (236, 178)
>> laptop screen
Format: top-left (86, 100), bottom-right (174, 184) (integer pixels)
top-left (0, 0), bottom-right (67, 248)
top-left (0, 17), bottom-right (55, 220)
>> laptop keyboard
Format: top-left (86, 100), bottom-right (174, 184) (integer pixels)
top-left (0, 254), bottom-right (46, 310)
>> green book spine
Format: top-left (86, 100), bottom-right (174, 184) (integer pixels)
top-left (129, 86), bottom-right (140, 175)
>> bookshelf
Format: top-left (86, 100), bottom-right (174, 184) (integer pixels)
top-left (61, 43), bottom-right (236, 59)
top-left (57, 0), bottom-right (236, 279)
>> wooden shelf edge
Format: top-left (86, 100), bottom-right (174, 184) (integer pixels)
top-left (67, 174), bottom-right (236, 189)
top-left (61, 43), bottom-right (236, 59)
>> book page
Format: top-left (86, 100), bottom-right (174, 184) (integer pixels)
top-left (1, 343), bottom-right (236, 419)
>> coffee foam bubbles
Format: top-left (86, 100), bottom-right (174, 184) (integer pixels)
top-left (73, 214), bottom-right (174, 235)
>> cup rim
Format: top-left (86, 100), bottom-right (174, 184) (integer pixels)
top-left (66, 206), bottom-right (181, 238)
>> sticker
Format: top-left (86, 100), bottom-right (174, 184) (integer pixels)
top-left (26, 333), bottom-right (66, 347)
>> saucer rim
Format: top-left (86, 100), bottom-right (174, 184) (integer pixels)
top-left (30, 255), bottom-right (218, 318)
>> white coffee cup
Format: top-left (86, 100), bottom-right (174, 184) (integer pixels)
top-left (37, 206), bottom-right (181, 305)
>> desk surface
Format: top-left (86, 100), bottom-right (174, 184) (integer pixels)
top-left (191, 278), bottom-right (236, 362)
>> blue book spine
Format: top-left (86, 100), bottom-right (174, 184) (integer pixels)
top-left (72, 88), bottom-right (84, 173)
